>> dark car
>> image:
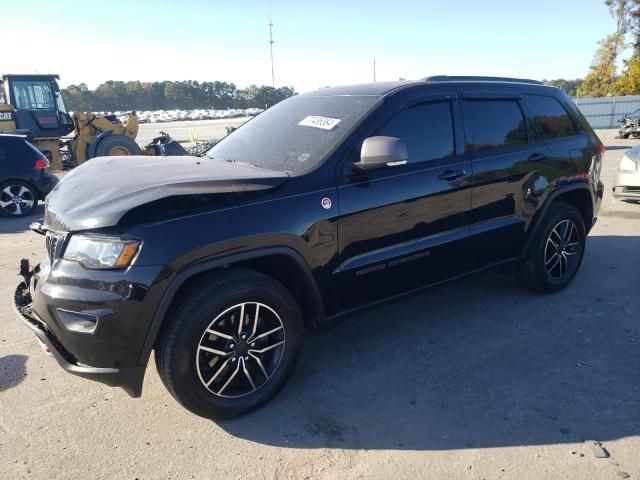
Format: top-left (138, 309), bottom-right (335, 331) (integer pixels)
top-left (14, 76), bottom-right (604, 419)
top-left (0, 133), bottom-right (58, 217)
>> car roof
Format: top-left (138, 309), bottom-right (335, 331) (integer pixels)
top-left (2, 74), bottom-right (60, 80)
top-left (303, 76), bottom-right (552, 98)
top-left (0, 133), bottom-right (27, 140)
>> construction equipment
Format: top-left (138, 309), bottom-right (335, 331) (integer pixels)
top-left (0, 74), bottom-right (144, 169)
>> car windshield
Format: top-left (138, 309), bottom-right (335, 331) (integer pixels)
top-left (206, 93), bottom-right (379, 175)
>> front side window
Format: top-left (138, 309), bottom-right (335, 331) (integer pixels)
top-left (463, 100), bottom-right (527, 152)
top-left (524, 94), bottom-right (578, 140)
top-left (11, 80), bottom-right (56, 110)
top-left (376, 102), bottom-right (455, 163)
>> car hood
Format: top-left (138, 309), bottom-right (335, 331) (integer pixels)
top-left (45, 155), bottom-right (288, 231)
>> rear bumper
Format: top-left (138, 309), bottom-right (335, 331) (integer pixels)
top-left (32, 172), bottom-right (59, 199)
top-left (13, 281), bottom-right (146, 396)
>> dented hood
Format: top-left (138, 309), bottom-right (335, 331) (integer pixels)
top-left (45, 155), bottom-right (288, 231)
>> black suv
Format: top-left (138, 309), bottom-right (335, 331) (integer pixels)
top-left (14, 77), bottom-right (604, 418)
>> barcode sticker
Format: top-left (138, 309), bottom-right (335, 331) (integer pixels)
top-left (299, 116), bottom-right (341, 130)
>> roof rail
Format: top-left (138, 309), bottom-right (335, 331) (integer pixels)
top-left (423, 75), bottom-right (543, 85)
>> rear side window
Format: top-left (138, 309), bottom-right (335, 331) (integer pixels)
top-left (462, 100), bottom-right (527, 152)
top-left (524, 94), bottom-right (578, 140)
top-left (25, 141), bottom-right (46, 160)
top-left (376, 102), bottom-right (455, 163)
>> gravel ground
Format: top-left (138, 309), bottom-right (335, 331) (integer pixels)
top-left (0, 129), bottom-right (638, 480)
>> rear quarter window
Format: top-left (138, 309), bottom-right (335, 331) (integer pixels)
top-left (462, 99), bottom-right (528, 152)
top-left (524, 94), bottom-right (578, 140)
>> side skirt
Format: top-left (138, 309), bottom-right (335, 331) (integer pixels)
top-left (314, 257), bottom-right (521, 331)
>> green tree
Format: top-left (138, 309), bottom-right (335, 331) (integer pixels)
top-left (615, 56), bottom-right (640, 93)
top-left (62, 79), bottom-right (294, 112)
top-left (542, 79), bottom-right (583, 97)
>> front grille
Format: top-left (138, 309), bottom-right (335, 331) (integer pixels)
top-left (45, 231), bottom-right (67, 262)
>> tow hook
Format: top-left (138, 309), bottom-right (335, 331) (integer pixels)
top-left (19, 258), bottom-right (32, 286)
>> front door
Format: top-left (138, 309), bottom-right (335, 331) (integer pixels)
top-left (333, 93), bottom-right (473, 310)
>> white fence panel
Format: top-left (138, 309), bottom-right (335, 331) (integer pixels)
top-left (572, 95), bottom-right (640, 129)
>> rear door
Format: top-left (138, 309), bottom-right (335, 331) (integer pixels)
top-left (0, 137), bottom-right (22, 179)
top-left (460, 90), bottom-right (551, 268)
top-left (333, 91), bottom-right (473, 310)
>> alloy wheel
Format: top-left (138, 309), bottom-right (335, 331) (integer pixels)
top-left (196, 302), bottom-right (286, 398)
top-left (544, 219), bottom-right (581, 281)
top-left (0, 184), bottom-right (35, 216)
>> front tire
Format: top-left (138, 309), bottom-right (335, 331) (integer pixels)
top-left (92, 135), bottom-right (142, 158)
top-left (155, 269), bottom-right (303, 419)
top-left (517, 202), bottom-right (586, 293)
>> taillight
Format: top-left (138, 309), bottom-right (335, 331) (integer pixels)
top-left (34, 158), bottom-right (49, 170)
top-left (596, 142), bottom-right (605, 157)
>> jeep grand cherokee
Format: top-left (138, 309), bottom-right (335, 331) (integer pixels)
top-left (14, 76), bottom-right (604, 418)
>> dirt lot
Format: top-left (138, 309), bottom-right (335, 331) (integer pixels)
top-left (0, 130), bottom-right (638, 480)
top-left (136, 117), bottom-right (250, 146)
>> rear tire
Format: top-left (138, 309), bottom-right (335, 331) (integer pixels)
top-left (517, 202), bottom-right (586, 293)
top-left (92, 135), bottom-right (142, 158)
top-left (155, 269), bottom-right (303, 419)
top-left (0, 181), bottom-right (38, 217)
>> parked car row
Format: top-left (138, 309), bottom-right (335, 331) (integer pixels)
top-left (81, 108), bottom-right (264, 124)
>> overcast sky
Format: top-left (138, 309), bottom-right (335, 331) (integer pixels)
top-left (3, 0), bottom-right (616, 92)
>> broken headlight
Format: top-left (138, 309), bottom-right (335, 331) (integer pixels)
top-left (63, 235), bottom-right (140, 269)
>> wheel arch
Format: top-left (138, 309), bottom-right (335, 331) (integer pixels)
top-left (521, 183), bottom-right (594, 257)
top-left (138, 246), bottom-right (325, 366)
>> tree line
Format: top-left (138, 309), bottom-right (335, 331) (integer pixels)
top-left (61, 81), bottom-right (296, 112)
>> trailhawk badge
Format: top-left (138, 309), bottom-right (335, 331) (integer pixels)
top-left (321, 197), bottom-right (332, 210)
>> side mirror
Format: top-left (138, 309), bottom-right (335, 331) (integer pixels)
top-left (354, 136), bottom-right (408, 171)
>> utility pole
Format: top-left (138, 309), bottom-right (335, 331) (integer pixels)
top-left (269, 11), bottom-right (275, 88)
top-left (373, 60), bottom-right (376, 83)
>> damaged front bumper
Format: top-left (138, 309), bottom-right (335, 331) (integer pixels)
top-left (13, 280), bottom-right (146, 396)
top-left (12, 258), bottom-right (166, 398)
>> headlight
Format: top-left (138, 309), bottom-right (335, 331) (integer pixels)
top-left (619, 154), bottom-right (638, 172)
top-left (63, 235), bottom-right (140, 269)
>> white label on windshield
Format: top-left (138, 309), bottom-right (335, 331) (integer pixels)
top-left (299, 116), bottom-right (341, 130)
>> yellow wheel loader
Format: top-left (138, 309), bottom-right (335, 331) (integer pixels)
top-left (0, 74), bottom-right (173, 170)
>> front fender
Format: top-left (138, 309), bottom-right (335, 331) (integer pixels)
top-left (137, 245), bottom-right (325, 366)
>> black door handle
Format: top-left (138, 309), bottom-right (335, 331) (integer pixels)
top-left (439, 169), bottom-right (466, 181)
top-left (528, 153), bottom-right (548, 161)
